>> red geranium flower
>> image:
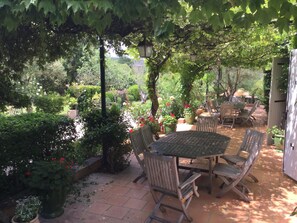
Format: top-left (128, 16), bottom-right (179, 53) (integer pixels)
top-left (24, 171), bottom-right (31, 177)
top-left (166, 102), bottom-right (171, 107)
top-left (184, 104), bottom-right (191, 108)
top-left (170, 113), bottom-right (175, 118)
top-left (129, 128), bottom-right (134, 133)
top-left (148, 116), bottom-right (154, 122)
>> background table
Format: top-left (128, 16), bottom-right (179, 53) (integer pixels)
top-left (149, 131), bottom-right (231, 193)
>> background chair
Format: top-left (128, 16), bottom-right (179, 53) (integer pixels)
top-left (196, 116), bottom-right (218, 133)
top-left (220, 103), bottom-right (238, 128)
top-left (236, 100), bottom-right (260, 126)
top-left (213, 136), bottom-right (263, 202)
top-left (144, 152), bottom-right (201, 223)
top-left (130, 129), bottom-right (148, 183)
top-left (140, 125), bottom-right (155, 150)
top-left (221, 129), bottom-right (264, 183)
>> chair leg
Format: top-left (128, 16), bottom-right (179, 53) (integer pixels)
top-left (178, 196), bottom-right (193, 223)
top-left (248, 173), bottom-right (259, 183)
top-left (133, 172), bottom-right (146, 183)
top-left (217, 176), bottom-right (251, 202)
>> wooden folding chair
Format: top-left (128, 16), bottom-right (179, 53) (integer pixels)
top-left (196, 116), bottom-right (218, 133)
top-left (213, 137), bottom-right (263, 202)
top-left (221, 129), bottom-right (264, 182)
top-left (141, 125), bottom-right (155, 150)
top-left (220, 103), bottom-right (238, 128)
top-left (236, 100), bottom-right (260, 126)
top-left (144, 152), bottom-right (201, 223)
top-left (130, 129), bottom-right (148, 183)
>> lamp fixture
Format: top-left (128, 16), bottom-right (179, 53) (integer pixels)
top-left (137, 37), bottom-right (153, 58)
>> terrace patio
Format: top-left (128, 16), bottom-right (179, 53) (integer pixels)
top-left (40, 106), bottom-right (297, 223)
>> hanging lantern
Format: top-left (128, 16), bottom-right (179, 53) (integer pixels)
top-left (138, 37), bottom-right (153, 58)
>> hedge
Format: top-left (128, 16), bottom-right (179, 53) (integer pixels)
top-left (0, 113), bottom-right (76, 197)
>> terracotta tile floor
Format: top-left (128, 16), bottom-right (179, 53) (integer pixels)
top-left (40, 107), bottom-right (297, 223)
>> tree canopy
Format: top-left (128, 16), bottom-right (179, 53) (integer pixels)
top-left (1, 0), bottom-right (296, 109)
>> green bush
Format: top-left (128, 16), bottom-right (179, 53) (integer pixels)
top-left (0, 113), bottom-right (76, 197)
top-left (67, 85), bottom-right (101, 99)
top-left (81, 106), bottom-right (131, 173)
top-left (127, 84), bottom-right (140, 101)
top-left (77, 87), bottom-right (101, 114)
top-left (34, 93), bottom-right (65, 114)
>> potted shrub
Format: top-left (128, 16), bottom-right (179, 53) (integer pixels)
top-left (25, 158), bottom-right (74, 219)
top-left (163, 114), bottom-right (177, 134)
top-left (183, 104), bottom-right (195, 124)
top-left (267, 125), bottom-right (285, 149)
top-left (12, 196), bottom-right (41, 223)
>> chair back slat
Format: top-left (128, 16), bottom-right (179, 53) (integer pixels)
top-left (196, 117), bottom-right (218, 133)
top-left (130, 129), bottom-right (147, 170)
top-left (248, 100), bottom-right (259, 116)
top-left (238, 129), bottom-right (263, 154)
top-left (144, 152), bottom-right (178, 194)
top-left (141, 125), bottom-right (155, 149)
top-left (220, 103), bottom-right (236, 117)
top-left (236, 131), bottom-right (264, 180)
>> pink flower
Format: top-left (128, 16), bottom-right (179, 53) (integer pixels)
top-left (129, 129), bottom-right (134, 133)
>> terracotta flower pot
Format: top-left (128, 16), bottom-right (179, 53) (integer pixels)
top-left (11, 214), bottom-right (40, 223)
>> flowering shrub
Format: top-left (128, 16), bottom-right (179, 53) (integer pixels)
top-left (25, 158), bottom-right (74, 191)
top-left (162, 114), bottom-right (178, 126)
top-left (138, 116), bottom-right (160, 135)
top-left (158, 97), bottom-right (183, 119)
top-left (183, 104), bottom-right (194, 116)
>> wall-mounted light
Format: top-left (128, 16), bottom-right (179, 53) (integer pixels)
top-left (138, 37), bottom-right (153, 58)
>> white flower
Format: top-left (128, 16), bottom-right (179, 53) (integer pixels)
top-left (170, 96), bottom-right (175, 101)
top-left (158, 97), bottom-right (163, 102)
top-left (158, 115), bottom-right (164, 123)
top-left (123, 102), bottom-right (127, 106)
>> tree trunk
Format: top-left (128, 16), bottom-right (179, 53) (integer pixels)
top-left (147, 69), bottom-right (159, 117)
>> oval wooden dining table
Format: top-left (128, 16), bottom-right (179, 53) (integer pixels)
top-left (149, 131), bottom-right (231, 194)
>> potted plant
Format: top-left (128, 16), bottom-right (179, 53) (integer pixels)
top-left (162, 114), bottom-right (177, 134)
top-left (12, 196), bottom-right (41, 223)
top-left (25, 158), bottom-right (74, 219)
top-left (183, 104), bottom-right (195, 124)
top-left (267, 125), bottom-right (285, 149)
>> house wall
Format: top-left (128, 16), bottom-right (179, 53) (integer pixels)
top-left (267, 58), bottom-right (288, 145)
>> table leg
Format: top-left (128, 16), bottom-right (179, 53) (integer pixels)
top-left (208, 158), bottom-right (213, 194)
top-left (176, 157), bottom-right (179, 169)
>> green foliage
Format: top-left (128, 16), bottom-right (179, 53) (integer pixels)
top-left (31, 60), bottom-right (67, 95)
top-left (162, 115), bottom-right (177, 125)
top-left (67, 84), bottom-right (100, 99)
top-left (124, 101), bottom-right (152, 121)
top-left (77, 86), bottom-right (100, 113)
top-left (34, 93), bottom-right (65, 114)
top-left (127, 84), bottom-right (140, 101)
top-left (14, 196), bottom-right (41, 222)
top-left (67, 96), bottom-right (78, 110)
top-left (81, 107), bottom-right (131, 173)
top-left (0, 113), bottom-right (76, 196)
top-left (77, 49), bottom-right (136, 89)
top-left (183, 104), bottom-right (195, 116)
top-left (278, 63), bottom-right (289, 94)
top-left (25, 158), bottom-right (74, 191)
top-left (267, 125), bottom-right (285, 136)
